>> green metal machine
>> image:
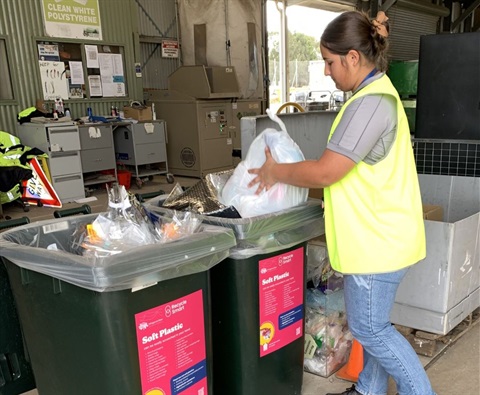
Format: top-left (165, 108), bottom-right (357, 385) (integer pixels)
top-left (387, 60), bottom-right (418, 133)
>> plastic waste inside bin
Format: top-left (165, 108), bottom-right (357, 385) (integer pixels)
top-left (0, 214), bottom-right (236, 395)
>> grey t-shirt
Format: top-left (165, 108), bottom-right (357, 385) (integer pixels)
top-left (326, 73), bottom-right (397, 165)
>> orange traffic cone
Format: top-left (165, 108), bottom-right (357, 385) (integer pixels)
top-left (335, 339), bottom-right (364, 382)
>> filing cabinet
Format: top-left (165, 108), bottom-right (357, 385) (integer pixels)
top-left (112, 120), bottom-right (171, 187)
top-left (16, 122), bottom-right (85, 203)
top-left (78, 124), bottom-right (117, 188)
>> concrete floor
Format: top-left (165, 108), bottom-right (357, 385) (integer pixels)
top-left (2, 174), bottom-right (479, 395)
top-left (15, 320), bottom-right (480, 395)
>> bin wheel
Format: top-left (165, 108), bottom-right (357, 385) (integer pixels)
top-left (166, 173), bottom-right (175, 184)
top-left (136, 177), bottom-right (143, 189)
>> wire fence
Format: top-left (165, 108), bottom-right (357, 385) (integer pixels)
top-left (412, 139), bottom-right (480, 178)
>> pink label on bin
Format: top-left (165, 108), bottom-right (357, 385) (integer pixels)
top-left (259, 247), bottom-right (304, 357)
top-left (135, 289), bottom-right (207, 395)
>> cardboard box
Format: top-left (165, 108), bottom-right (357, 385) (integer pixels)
top-left (309, 233), bottom-right (326, 246)
top-left (123, 106), bottom-right (152, 121)
top-left (422, 204), bottom-right (443, 221)
top-left (309, 188), bottom-right (323, 200)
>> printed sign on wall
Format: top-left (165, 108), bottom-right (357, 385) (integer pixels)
top-left (135, 290), bottom-right (208, 395)
top-left (42, 0), bottom-right (102, 40)
top-left (162, 40), bottom-right (179, 58)
top-left (259, 247), bottom-right (304, 357)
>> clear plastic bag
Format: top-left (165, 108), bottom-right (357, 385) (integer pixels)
top-left (77, 184), bottom-right (158, 258)
top-left (304, 307), bottom-right (353, 377)
top-left (220, 109), bottom-right (308, 217)
top-left (153, 210), bottom-right (202, 243)
top-left (0, 212), bottom-right (236, 292)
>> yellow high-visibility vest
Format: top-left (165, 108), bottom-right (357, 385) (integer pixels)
top-left (17, 107), bottom-right (37, 120)
top-left (323, 75), bottom-right (426, 274)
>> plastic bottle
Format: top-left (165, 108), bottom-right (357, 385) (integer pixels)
top-left (152, 103), bottom-right (156, 120)
top-left (58, 98), bottom-right (64, 115)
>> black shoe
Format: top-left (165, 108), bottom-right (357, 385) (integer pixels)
top-left (326, 384), bottom-right (362, 395)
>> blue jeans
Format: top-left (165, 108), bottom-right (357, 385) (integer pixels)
top-left (344, 269), bottom-right (436, 395)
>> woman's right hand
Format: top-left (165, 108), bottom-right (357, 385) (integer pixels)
top-left (247, 146), bottom-right (278, 195)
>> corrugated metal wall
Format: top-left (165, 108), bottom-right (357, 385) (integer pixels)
top-left (0, 0), bottom-right (144, 135)
top-left (0, 0), bottom-right (448, 134)
top-left (388, 6), bottom-right (439, 61)
top-left (0, 0), bottom-right (42, 134)
top-left (136, 0), bottom-right (179, 92)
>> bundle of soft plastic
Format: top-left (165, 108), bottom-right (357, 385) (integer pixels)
top-left (220, 109), bottom-right (308, 217)
top-left (75, 184), bottom-right (158, 258)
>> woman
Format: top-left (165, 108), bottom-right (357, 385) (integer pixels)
top-left (248, 11), bottom-right (436, 395)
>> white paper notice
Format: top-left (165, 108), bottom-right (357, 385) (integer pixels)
top-left (69, 61), bottom-right (85, 85)
top-left (88, 127), bottom-right (101, 138)
top-left (113, 82), bottom-right (125, 97)
top-left (39, 60), bottom-right (69, 100)
top-left (38, 44), bottom-right (59, 60)
top-left (88, 75), bottom-right (103, 96)
top-left (98, 53), bottom-right (125, 97)
top-left (85, 45), bottom-right (99, 68)
top-left (112, 54), bottom-right (124, 76)
top-left (144, 123), bottom-right (154, 134)
top-left (98, 53), bottom-right (113, 75)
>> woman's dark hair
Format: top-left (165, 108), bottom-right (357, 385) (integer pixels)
top-left (320, 11), bottom-right (390, 72)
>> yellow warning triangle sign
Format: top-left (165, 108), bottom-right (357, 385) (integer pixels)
top-left (22, 157), bottom-right (62, 208)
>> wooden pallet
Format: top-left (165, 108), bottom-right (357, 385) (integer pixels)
top-left (395, 308), bottom-right (480, 358)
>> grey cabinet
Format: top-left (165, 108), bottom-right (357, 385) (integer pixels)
top-left (16, 122), bottom-right (85, 203)
top-left (112, 121), bottom-right (172, 187)
top-left (78, 124), bottom-right (117, 188)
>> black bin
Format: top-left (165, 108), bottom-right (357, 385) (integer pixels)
top-left (0, 214), bottom-right (235, 395)
top-left (0, 262), bottom-right (36, 395)
top-left (144, 198), bottom-right (324, 395)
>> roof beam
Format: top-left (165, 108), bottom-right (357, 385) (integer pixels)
top-left (450, 0), bottom-right (480, 32)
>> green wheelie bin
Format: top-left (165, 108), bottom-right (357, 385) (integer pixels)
top-left (0, 262), bottom-right (36, 395)
top-left (0, 213), bottom-right (235, 395)
top-left (1, 217), bottom-right (36, 395)
top-left (144, 197), bottom-right (324, 395)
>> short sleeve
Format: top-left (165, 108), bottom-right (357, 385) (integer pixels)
top-left (326, 94), bottom-right (397, 164)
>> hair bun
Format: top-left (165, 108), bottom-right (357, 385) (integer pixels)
top-left (372, 11), bottom-right (389, 37)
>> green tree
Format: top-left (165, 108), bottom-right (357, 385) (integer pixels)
top-left (288, 31), bottom-right (320, 61)
top-left (269, 31), bottom-right (280, 62)
top-left (269, 31), bottom-right (320, 88)
top-left (268, 31), bottom-right (320, 62)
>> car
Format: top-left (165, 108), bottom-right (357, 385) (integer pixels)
top-left (306, 90), bottom-right (345, 111)
top-left (289, 91), bottom-right (308, 106)
top-left (305, 90), bottom-right (331, 111)
top-left (307, 90), bottom-right (330, 103)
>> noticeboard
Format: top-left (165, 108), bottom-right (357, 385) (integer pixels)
top-left (37, 41), bottom-right (126, 100)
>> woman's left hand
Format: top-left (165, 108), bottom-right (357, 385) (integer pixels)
top-left (248, 146), bottom-right (277, 194)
